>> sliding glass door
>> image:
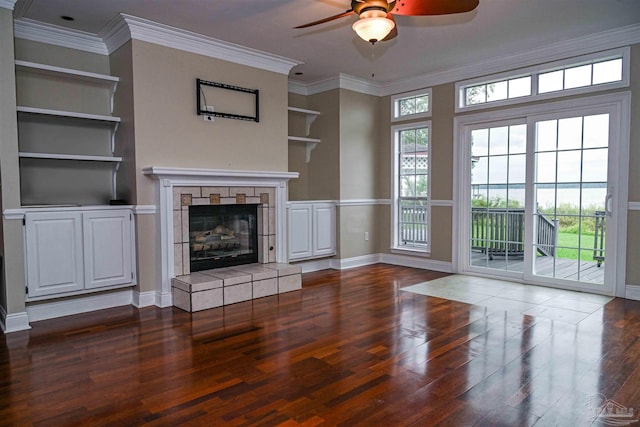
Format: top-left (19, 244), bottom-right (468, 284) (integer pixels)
top-left (528, 111), bottom-right (610, 286)
top-left (460, 97), bottom-right (626, 294)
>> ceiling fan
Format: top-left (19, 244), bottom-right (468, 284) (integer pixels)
top-left (295, 0), bottom-right (480, 44)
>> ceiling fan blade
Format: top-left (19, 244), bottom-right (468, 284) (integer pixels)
top-left (381, 13), bottom-right (398, 41)
top-left (391, 0), bottom-right (479, 16)
top-left (294, 10), bottom-right (355, 29)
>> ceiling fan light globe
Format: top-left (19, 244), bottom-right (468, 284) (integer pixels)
top-left (352, 11), bottom-right (395, 43)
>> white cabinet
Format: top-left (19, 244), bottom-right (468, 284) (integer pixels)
top-left (25, 209), bottom-right (135, 299)
top-left (288, 202), bottom-right (336, 261)
top-left (83, 210), bottom-right (133, 289)
top-left (288, 107), bottom-right (321, 163)
top-left (25, 212), bottom-right (84, 297)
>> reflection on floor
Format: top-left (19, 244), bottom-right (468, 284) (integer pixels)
top-left (401, 274), bottom-right (613, 325)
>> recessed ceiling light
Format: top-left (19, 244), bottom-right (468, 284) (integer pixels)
top-left (60, 15), bottom-right (75, 21)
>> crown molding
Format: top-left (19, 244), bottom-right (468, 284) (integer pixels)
top-left (378, 23), bottom-right (640, 96)
top-left (289, 23), bottom-right (640, 97)
top-left (100, 14), bottom-right (302, 75)
top-left (291, 73), bottom-right (380, 96)
top-left (13, 18), bottom-right (108, 54)
top-left (0, 0), bottom-right (17, 11)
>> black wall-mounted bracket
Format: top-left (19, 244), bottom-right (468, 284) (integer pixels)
top-left (196, 78), bottom-right (260, 122)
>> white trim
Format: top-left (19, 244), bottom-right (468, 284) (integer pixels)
top-left (333, 254), bottom-right (382, 270)
top-left (292, 258), bottom-right (334, 273)
top-left (100, 14), bottom-right (301, 75)
top-left (133, 205), bottom-right (157, 215)
top-left (13, 18), bottom-right (108, 55)
top-left (390, 120), bottom-right (432, 252)
top-left (3, 208), bottom-right (26, 220)
top-left (287, 24), bottom-right (640, 97)
top-left (143, 167), bottom-right (298, 304)
top-left (378, 24), bottom-right (640, 97)
top-left (0, 307), bottom-right (31, 333)
top-left (0, 0), bottom-right (17, 10)
top-left (132, 290), bottom-right (156, 308)
top-left (629, 202), bottom-right (640, 211)
top-left (25, 289), bottom-right (133, 322)
top-left (336, 199), bottom-right (391, 207)
top-left (142, 167), bottom-right (298, 181)
top-left (454, 92), bottom-right (631, 297)
top-left (391, 88), bottom-right (432, 122)
top-left (4, 205), bottom-right (135, 220)
top-left (626, 285), bottom-right (640, 301)
top-left (455, 47), bottom-right (630, 113)
top-left (431, 200), bottom-right (453, 207)
top-left (288, 73), bottom-right (380, 96)
top-left (380, 253), bottom-right (453, 273)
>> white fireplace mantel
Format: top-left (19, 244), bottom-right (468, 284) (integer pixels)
top-left (143, 167), bottom-right (299, 307)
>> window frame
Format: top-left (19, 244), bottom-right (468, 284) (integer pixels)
top-left (455, 47), bottom-right (629, 113)
top-left (391, 88), bottom-right (432, 122)
top-left (391, 120), bottom-right (432, 254)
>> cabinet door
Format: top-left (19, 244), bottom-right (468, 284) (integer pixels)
top-left (83, 210), bottom-right (133, 289)
top-left (25, 212), bottom-right (84, 297)
top-left (288, 204), bottom-right (313, 260)
top-left (312, 203), bottom-right (336, 257)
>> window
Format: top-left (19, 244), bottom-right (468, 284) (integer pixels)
top-left (392, 88), bottom-right (431, 121)
top-left (465, 76), bottom-right (532, 105)
top-left (456, 47), bottom-right (629, 112)
top-left (392, 121), bottom-right (431, 252)
top-left (538, 58), bottom-right (623, 93)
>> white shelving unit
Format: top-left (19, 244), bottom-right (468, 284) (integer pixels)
top-left (15, 61), bottom-right (136, 303)
top-left (288, 107), bottom-right (321, 162)
top-left (15, 60), bottom-right (122, 205)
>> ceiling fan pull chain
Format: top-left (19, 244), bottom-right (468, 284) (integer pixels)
top-left (370, 43), bottom-right (376, 78)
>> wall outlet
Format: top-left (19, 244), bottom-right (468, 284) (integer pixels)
top-left (364, 231), bottom-right (369, 241)
top-left (203, 105), bottom-right (214, 122)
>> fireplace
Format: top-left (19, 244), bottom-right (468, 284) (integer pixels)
top-left (189, 204), bottom-right (259, 271)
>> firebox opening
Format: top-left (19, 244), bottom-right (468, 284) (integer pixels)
top-left (189, 204), bottom-right (259, 272)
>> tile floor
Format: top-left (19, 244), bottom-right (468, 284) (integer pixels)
top-left (401, 275), bottom-right (613, 325)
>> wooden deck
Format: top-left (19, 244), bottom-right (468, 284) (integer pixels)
top-left (471, 251), bottom-right (605, 283)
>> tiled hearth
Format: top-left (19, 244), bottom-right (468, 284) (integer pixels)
top-left (143, 167), bottom-right (299, 309)
top-left (172, 263), bottom-right (302, 312)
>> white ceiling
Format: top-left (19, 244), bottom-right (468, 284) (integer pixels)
top-left (14, 0), bottom-right (640, 85)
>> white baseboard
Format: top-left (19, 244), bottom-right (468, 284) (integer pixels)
top-left (0, 306), bottom-right (31, 333)
top-left (626, 285), bottom-right (640, 301)
top-left (380, 253), bottom-right (453, 273)
top-left (294, 253), bottom-right (453, 274)
top-left (26, 289), bottom-right (133, 322)
top-left (333, 254), bottom-right (382, 270)
top-left (156, 291), bottom-right (173, 308)
top-left (292, 258), bottom-right (334, 273)
top-left (133, 290), bottom-right (156, 308)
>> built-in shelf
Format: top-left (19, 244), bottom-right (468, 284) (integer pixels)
top-left (15, 60), bottom-right (119, 112)
top-left (288, 136), bottom-right (320, 163)
top-left (19, 152), bottom-right (123, 162)
top-left (288, 106), bottom-right (321, 163)
top-left (15, 60), bottom-right (119, 84)
top-left (17, 106), bottom-right (121, 123)
top-left (287, 136), bottom-right (321, 143)
top-left (288, 106), bottom-right (320, 136)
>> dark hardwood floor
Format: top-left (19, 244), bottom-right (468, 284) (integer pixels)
top-left (2, 264), bottom-right (640, 426)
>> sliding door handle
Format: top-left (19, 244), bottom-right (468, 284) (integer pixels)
top-left (605, 193), bottom-right (613, 216)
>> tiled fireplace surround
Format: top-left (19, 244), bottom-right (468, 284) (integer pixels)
top-left (143, 167), bottom-right (300, 311)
